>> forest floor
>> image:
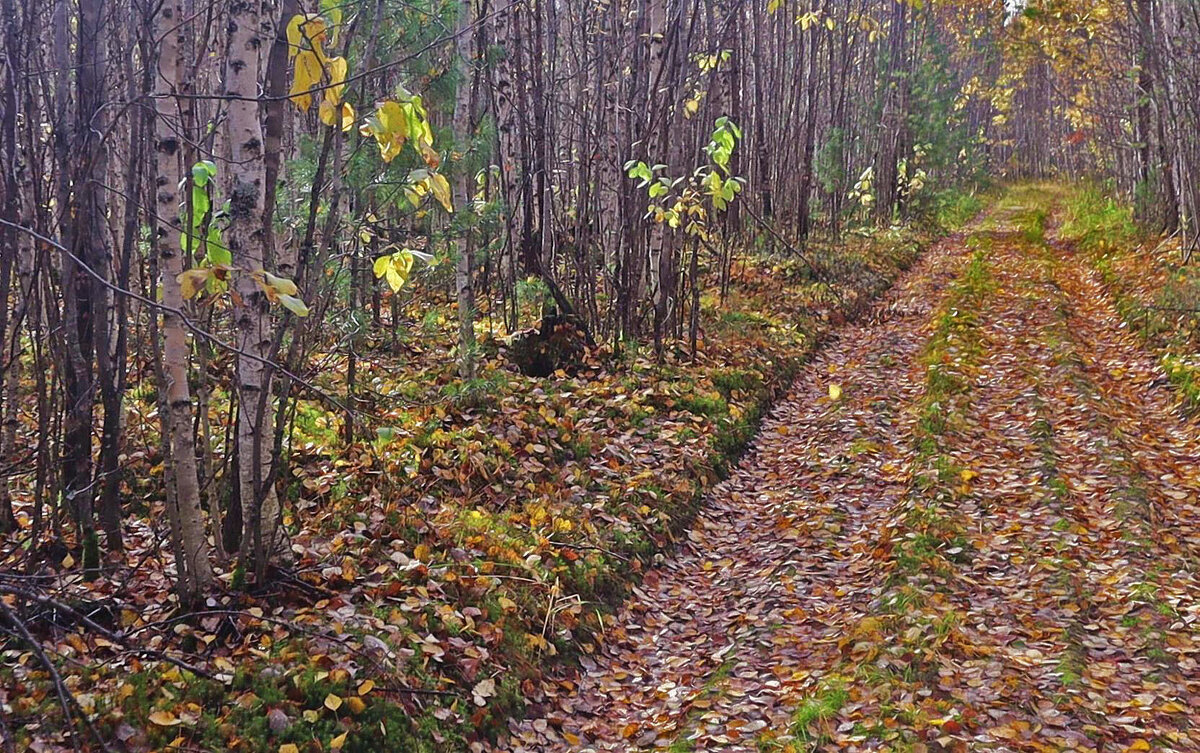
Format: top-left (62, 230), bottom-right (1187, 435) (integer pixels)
top-left (498, 186), bottom-right (1200, 753)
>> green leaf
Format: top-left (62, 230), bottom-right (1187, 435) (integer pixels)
top-left (191, 186), bottom-right (210, 225)
top-left (191, 161), bottom-right (216, 188)
top-left (278, 294), bottom-right (310, 317)
top-left (206, 228), bottom-right (231, 267)
top-left (264, 272), bottom-right (299, 297)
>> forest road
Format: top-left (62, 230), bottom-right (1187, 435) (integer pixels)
top-left (493, 191), bottom-right (1200, 752)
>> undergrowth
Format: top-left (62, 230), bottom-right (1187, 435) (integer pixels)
top-left (3, 218), bottom-right (965, 752)
top-left (1059, 183), bottom-right (1200, 412)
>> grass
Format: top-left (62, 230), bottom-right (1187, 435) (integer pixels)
top-left (1057, 183), bottom-right (1200, 414)
top-left (756, 677), bottom-right (850, 751)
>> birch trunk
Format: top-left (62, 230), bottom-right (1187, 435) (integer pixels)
top-left (454, 0), bottom-right (477, 380)
top-left (155, 0), bottom-right (214, 598)
top-left (226, 0), bottom-right (285, 580)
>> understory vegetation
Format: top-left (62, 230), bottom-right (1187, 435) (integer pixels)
top-left (6, 0), bottom-right (1200, 748)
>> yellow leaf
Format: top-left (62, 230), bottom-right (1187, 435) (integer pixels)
top-left (285, 15), bottom-right (305, 58)
top-left (278, 294), bottom-right (310, 317)
top-left (318, 99), bottom-right (356, 131)
top-left (286, 14), bottom-right (327, 59)
top-left (828, 383), bottom-right (842, 401)
top-left (346, 696), bottom-right (366, 714)
top-left (178, 268), bottom-right (211, 300)
top-left (280, 745), bottom-right (300, 753)
top-left (331, 732), bottom-right (348, 749)
top-left (1127, 742), bottom-right (1151, 752)
top-left (302, 709), bottom-right (319, 723)
top-left (357, 680), bottom-right (375, 696)
top-left (264, 271), bottom-right (299, 296)
top-left (498, 596), bottom-right (517, 611)
top-left (428, 172), bottom-right (453, 213)
top-left (324, 693), bottom-right (343, 711)
top-left (148, 710), bottom-right (181, 726)
top-left (61, 553), bottom-right (75, 569)
top-left (372, 256), bottom-right (390, 279)
top-left (326, 56), bottom-right (349, 102)
top-left (289, 49), bottom-right (323, 110)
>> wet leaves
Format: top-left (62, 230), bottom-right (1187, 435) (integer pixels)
top-left (496, 192), bottom-right (1200, 752)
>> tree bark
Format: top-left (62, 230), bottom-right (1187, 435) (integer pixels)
top-left (155, 0), bottom-right (215, 599)
top-left (226, 0), bottom-right (286, 582)
top-left (454, 0), bottom-right (478, 381)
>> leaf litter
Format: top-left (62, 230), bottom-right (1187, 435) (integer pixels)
top-left (495, 190), bottom-right (1200, 752)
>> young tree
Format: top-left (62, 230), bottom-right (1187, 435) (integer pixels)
top-left (154, 0), bottom-right (215, 598)
top-left (225, 0), bottom-right (287, 580)
top-left (453, 0), bottom-right (478, 380)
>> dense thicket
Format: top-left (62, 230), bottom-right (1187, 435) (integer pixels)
top-left (0, 0), bottom-right (1188, 598)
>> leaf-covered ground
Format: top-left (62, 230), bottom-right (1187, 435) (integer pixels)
top-left (497, 187), bottom-right (1200, 752)
top-left (1, 218), bottom-right (940, 751)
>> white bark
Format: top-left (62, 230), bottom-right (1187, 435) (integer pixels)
top-left (155, 0), bottom-right (214, 597)
top-left (454, 0), bottom-right (477, 380)
top-left (226, 0), bottom-right (286, 576)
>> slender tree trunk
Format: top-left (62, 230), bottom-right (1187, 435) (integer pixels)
top-left (0, 0), bottom-right (20, 532)
top-left (226, 0), bottom-right (286, 582)
top-left (454, 0), bottom-right (478, 381)
top-left (155, 0), bottom-right (215, 599)
top-left (63, 0), bottom-right (108, 572)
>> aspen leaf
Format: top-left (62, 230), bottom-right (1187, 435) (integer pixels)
top-left (325, 56), bottom-right (348, 102)
top-left (472, 678), bottom-right (496, 706)
top-left (279, 745), bottom-right (300, 753)
top-left (357, 679), bottom-right (375, 695)
top-left (828, 383), bottom-right (843, 401)
top-left (289, 49), bottom-right (323, 110)
top-left (324, 693), bottom-right (342, 711)
top-left (372, 255), bottom-right (390, 278)
top-left (318, 100), bottom-right (356, 131)
top-left (286, 14), bottom-right (328, 59)
top-left (264, 272), bottom-right (299, 297)
top-left (330, 732), bottom-right (348, 749)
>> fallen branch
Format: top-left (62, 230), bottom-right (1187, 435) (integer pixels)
top-left (0, 599), bottom-right (109, 753)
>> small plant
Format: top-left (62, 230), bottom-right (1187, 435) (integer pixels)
top-left (624, 117), bottom-right (745, 241)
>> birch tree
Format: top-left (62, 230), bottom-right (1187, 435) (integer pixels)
top-left (155, 0), bottom-right (215, 598)
top-left (225, 0), bottom-right (287, 580)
